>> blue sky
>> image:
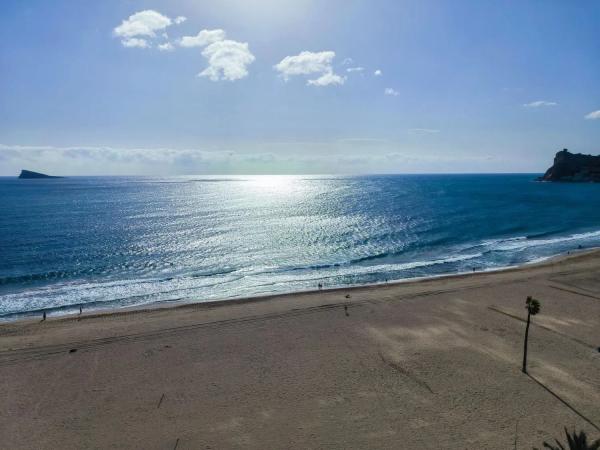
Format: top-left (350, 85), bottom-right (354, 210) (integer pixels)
top-left (0, 0), bottom-right (599, 175)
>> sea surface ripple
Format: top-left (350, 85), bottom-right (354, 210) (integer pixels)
top-left (1, 174), bottom-right (600, 318)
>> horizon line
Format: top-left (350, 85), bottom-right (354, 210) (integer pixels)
top-left (1, 172), bottom-right (545, 177)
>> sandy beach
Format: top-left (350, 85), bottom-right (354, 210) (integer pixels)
top-left (1, 250), bottom-right (599, 449)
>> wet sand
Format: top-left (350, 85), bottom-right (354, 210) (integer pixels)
top-left (1, 250), bottom-right (599, 449)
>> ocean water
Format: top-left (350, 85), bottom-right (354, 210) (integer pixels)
top-left (1, 174), bottom-right (600, 319)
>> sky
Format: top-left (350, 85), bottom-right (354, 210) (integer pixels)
top-left (0, 0), bottom-right (599, 175)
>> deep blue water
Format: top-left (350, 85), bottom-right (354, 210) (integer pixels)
top-left (1, 174), bottom-right (600, 319)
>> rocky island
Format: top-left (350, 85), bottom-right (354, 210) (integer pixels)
top-left (538, 149), bottom-right (600, 182)
top-left (18, 170), bottom-right (63, 179)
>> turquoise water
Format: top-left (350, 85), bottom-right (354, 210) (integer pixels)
top-left (1, 174), bottom-right (600, 319)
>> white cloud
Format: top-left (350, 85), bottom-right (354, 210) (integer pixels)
top-left (199, 40), bottom-right (255, 81)
top-left (122, 38), bottom-right (150, 48)
top-left (374, 69), bottom-right (382, 76)
top-left (341, 57), bottom-right (354, 66)
top-left (274, 50), bottom-right (345, 86)
top-left (114, 10), bottom-right (187, 49)
top-left (179, 29), bottom-right (226, 48)
top-left (307, 72), bottom-right (345, 87)
top-left (114, 13), bottom-right (252, 81)
top-left (113, 12), bottom-right (253, 80)
top-left (346, 67), bottom-right (364, 73)
top-left (157, 42), bottom-right (175, 52)
top-left (274, 51), bottom-right (335, 79)
top-left (114, 10), bottom-right (173, 39)
top-left (523, 100), bottom-right (557, 108)
top-left (178, 29), bottom-right (254, 81)
top-left (384, 88), bottom-right (399, 96)
top-left (584, 110), bottom-right (600, 120)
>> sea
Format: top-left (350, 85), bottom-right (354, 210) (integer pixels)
top-left (2, 174), bottom-right (600, 320)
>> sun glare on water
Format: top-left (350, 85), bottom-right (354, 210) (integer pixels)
top-left (246, 175), bottom-right (299, 194)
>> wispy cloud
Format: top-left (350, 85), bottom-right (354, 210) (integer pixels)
top-left (374, 69), bottom-right (382, 76)
top-left (584, 110), bottom-right (600, 120)
top-left (384, 88), bottom-right (399, 96)
top-left (346, 67), bottom-right (364, 73)
top-left (274, 51), bottom-right (346, 87)
top-left (523, 100), bottom-right (557, 108)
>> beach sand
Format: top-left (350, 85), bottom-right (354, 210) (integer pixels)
top-left (1, 251), bottom-right (599, 449)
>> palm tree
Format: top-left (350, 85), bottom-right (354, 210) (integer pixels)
top-left (540, 428), bottom-right (600, 450)
top-left (522, 296), bottom-right (540, 374)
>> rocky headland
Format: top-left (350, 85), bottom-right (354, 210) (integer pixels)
top-left (18, 170), bottom-right (63, 179)
top-left (539, 149), bottom-right (600, 182)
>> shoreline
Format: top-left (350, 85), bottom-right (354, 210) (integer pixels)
top-left (2, 242), bottom-right (599, 449)
top-left (6, 246), bottom-right (599, 325)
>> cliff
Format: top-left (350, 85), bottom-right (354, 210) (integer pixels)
top-left (538, 149), bottom-right (600, 182)
top-left (18, 170), bottom-right (63, 179)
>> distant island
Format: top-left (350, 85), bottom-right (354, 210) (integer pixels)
top-left (18, 170), bottom-right (63, 179)
top-left (538, 149), bottom-right (600, 182)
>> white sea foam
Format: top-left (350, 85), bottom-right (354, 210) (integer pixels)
top-left (485, 230), bottom-right (600, 252)
top-left (0, 252), bottom-right (485, 316)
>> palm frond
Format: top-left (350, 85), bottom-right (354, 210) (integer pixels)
top-left (540, 429), bottom-right (600, 450)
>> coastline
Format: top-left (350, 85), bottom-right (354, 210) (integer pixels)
top-left (1, 246), bottom-right (599, 449)
top-left (5, 246), bottom-right (598, 324)
top-left (4, 173), bottom-right (600, 324)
